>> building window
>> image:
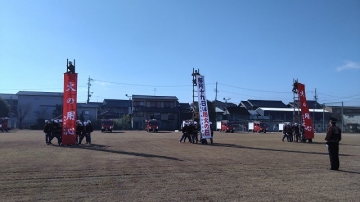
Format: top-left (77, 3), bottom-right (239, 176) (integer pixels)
top-left (164, 102), bottom-right (171, 108)
top-left (168, 113), bottom-right (175, 120)
top-left (134, 101), bottom-right (144, 106)
top-left (135, 111), bottom-right (144, 117)
top-left (150, 101), bottom-right (157, 107)
top-left (150, 112), bottom-right (160, 119)
top-left (157, 102), bottom-right (162, 108)
top-left (84, 110), bottom-right (89, 115)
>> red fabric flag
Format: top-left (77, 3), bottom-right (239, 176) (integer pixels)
top-left (297, 83), bottom-right (314, 139)
top-left (62, 73), bottom-right (78, 144)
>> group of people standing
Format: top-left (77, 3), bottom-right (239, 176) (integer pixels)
top-left (281, 123), bottom-right (311, 143)
top-left (180, 122), bottom-right (199, 144)
top-left (43, 119), bottom-right (93, 145)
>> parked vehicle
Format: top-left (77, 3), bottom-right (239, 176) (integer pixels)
top-left (101, 119), bottom-right (114, 132)
top-left (248, 121), bottom-right (268, 133)
top-left (217, 120), bottom-right (235, 133)
top-left (0, 117), bottom-right (10, 132)
top-left (145, 119), bottom-right (159, 132)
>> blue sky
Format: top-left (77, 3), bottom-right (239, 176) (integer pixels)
top-left (1, 0), bottom-right (359, 106)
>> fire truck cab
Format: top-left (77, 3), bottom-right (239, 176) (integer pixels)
top-left (220, 120), bottom-right (235, 133)
top-left (101, 119), bottom-right (114, 132)
top-left (145, 119), bottom-right (159, 132)
top-left (0, 117), bottom-right (9, 132)
top-left (253, 121), bottom-right (268, 133)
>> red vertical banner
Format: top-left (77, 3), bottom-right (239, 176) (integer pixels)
top-left (62, 73), bottom-right (78, 144)
top-left (297, 83), bottom-right (314, 139)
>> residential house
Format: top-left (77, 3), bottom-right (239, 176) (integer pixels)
top-left (77, 103), bottom-right (99, 121)
top-left (99, 99), bottom-right (130, 119)
top-left (131, 95), bottom-right (179, 131)
top-left (325, 106), bottom-right (360, 132)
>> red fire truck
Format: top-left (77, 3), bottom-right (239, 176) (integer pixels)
top-left (0, 117), bottom-right (10, 132)
top-left (101, 119), bottom-right (114, 133)
top-left (219, 120), bottom-right (235, 133)
top-left (249, 121), bottom-right (268, 133)
top-left (145, 119), bottom-right (159, 132)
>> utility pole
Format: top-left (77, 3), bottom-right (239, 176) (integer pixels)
top-left (214, 82), bottom-right (218, 101)
top-left (191, 68), bottom-right (200, 120)
top-left (87, 76), bottom-right (93, 104)
top-left (313, 88), bottom-right (318, 131)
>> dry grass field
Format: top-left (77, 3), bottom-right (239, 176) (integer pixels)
top-left (0, 130), bottom-right (359, 202)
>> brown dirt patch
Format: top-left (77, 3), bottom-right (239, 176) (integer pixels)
top-left (0, 130), bottom-right (359, 201)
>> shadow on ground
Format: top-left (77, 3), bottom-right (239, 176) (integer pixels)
top-left (211, 143), bottom-right (353, 157)
top-left (67, 143), bottom-right (182, 161)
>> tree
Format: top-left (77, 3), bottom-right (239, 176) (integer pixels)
top-left (119, 114), bottom-right (131, 130)
top-left (52, 104), bottom-right (62, 118)
top-left (17, 103), bottom-right (32, 129)
top-left (36, 107), bottom-right (50, 129)
top-left (0, 98), bottom-right (11, 117)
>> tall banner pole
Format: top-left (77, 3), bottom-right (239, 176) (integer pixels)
top-left (62, 59), bottom-right (77, 145)
top-left (297, 83), bottom-right (314, 139)
top-left (196, 75), bottom-right (211, 139)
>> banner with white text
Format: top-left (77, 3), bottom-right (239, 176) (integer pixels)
top-left (62, 73), bottom-right (78, 144)
top-left (196, 75), bottom-right (212, 139)
top-left (297, 83), bottom-right (314, 139)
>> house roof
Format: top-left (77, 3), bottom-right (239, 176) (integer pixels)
top-left (17, 91), bottom-right (63, 97)
top-left (226, 107), bottom-right (251, 115)
top-left (247, 100), bottom-right (289, 108)
top-left (212, 100), bottom-right (237, 109)
top-left (0, 93), bottom-right (18, 100)
top-left (257, 107), bottom-right (329, 113)
top-left (288, 100), bottom-right (323, 109)
top-left (132, 95), bottom-right (178, 100)
top-left (77, 103), bottom-right (100, 108)
top-left (103, 99), bottom-right (130, 108)
top-left (215, 107), bottom-right (224, 113)
top-left (248, 110), bottom-right (259, 116)
top-left (239, 100), bottom-right (252, 108)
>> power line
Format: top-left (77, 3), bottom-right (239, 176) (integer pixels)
top-left (92, 78), bottom-right (204, 88)
top-left (218, 83), bottom-right (290, 93)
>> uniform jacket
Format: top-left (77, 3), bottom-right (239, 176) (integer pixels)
top-left (325, 125), bottom-right (342, 142)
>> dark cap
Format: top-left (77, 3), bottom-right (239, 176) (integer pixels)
top-left (329, 117), bottom-right (337, 122)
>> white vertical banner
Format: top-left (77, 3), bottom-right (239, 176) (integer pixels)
top-left (196, 75), bottom-right (212, 139)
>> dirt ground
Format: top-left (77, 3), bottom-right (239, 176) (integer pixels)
top-left (0, 130), bottom-right (359, 202)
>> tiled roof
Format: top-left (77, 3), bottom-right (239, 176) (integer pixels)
top-left (132, 95), bottom-right (178, 100)
top-left (247, 100), bottom-right (288, 108)
top-left (17, 91), bottom-right (63, 96)
top-left (226, 107), bottom-right (251, 115)
top-left (212, 100), bottom-right (237, 109)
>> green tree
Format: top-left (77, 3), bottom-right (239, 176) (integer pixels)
top-left (119, 114), bottom-right (131, 130)
top-left (0, 98), bottom-right (11, 117)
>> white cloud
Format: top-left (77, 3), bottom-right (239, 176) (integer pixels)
top-left (336, 60), bottom-right (360, 71)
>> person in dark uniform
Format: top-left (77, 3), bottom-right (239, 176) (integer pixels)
top-left (85, 120), bottom-right (93, 144)
top-left (281, 123), bottom-right (288, 141)
top-left (325, 117), bottom-right (342, 170)
top-left (49, 120), bottom-right (62, 146)
top-left (286, 123), bottom-right (293, 142)
top-left (43, 120), bottom-right (52, 145)
top-left (293, 123), bottom-right (300, 142)
top-left (180, 123), bottom-right (189, 143)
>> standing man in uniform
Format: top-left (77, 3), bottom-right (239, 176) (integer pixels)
top-left (43, 120), bottom-right (52, 145)
top-left (325, 117), bottom-right (342, 170)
